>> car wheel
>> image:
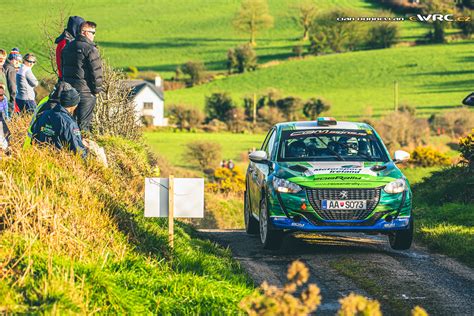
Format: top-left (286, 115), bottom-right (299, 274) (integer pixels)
top-left (244, 190), bottom-right (259, 234)
top-left (388, 217), bottom-right (414, 250)
top-left (259, 194), bottom-right (283, 250)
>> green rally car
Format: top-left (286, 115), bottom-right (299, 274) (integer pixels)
top-left (244, 117), bottom-right (413, 250)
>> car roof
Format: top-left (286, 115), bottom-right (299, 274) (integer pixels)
top-left (275, 120), bottom-right (372, 131)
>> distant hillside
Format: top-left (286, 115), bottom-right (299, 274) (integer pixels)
top-left (2, 0), bottom-right (428, 79)
top-left (166, 41), bottom-right (474, 118)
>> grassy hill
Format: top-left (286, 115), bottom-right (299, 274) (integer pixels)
top-left (0, 117), bottom-right (253, 313)
top-left (166, 41), bottom-right (474, 118)
top-left (3, 0), bottom-right (429, 79)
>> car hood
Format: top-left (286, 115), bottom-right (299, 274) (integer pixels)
top-left (276, 161), bottom-right (402, 189)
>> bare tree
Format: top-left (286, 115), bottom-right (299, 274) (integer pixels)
top-left (40, 6), bottom-right (71, 76)
top-left (292, 1), bottom-right (318, 41)
top-left (233, 0), bottom-right (274, 46)
top-left (93, 60), bottom-right (142, 140)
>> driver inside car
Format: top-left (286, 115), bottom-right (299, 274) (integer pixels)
top-left (287, 140), bottom-right (307, 158)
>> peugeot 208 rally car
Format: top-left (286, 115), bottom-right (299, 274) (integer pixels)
top-left (244, 118), bottom-right (413, 250)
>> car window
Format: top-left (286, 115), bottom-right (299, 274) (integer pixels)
top-left (260, 129), bottom-right (273, 152)
top-left (266, 129), bottom-right (277, 159)
top-left (278, 129), bottom-right (389, 162)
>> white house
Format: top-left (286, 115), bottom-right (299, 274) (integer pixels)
top-left (123, 77), bottom-right (167, 126)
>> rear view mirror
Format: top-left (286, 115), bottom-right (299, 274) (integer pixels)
top-left (393, 150), bottom-right (410, 164)
top-left (249, 150), bottom-right (268, 163)
top-left (462, 92), bottom-right (474, 106)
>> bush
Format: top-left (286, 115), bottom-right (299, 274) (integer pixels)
top-left (232, 44), bottom-right (258, 73)
top-left (366, 23), bottom-right (399, 49)
top-left (429, 108), bottom-right (474, 138)
top-left (459, 129), bottom-right (474, 169)
top-left (185, 141), bottom-right (222, 170)
top-left (93, 61), bottom-right (142, 140)
top-left (206, 167), bottom-right (246, 195)
top-left (276, 96), bottom-right (304, 121)
top-left (202, 119), bottom-right (229, 132)
top-left (309, 9), bottom-right (365, 55)
top-left (410, 146), bottom-right (451, 167)
top-left (141, 115), bottom-right (154, 127)
top-left (226, 107), bottom-right (248, 133)
top-left (181, 61), bottom-right (206, 86)
top-left (205, 92), bottom-right (237, 122)
top-left (372, 111), bottom-right (430, 152)
top-left (258, 106), bottom-right (286, 127)
top-left (303, 98), bottom-right (331, 120)
top-left (125, 66), bottom-right (139, 79)
top-left (226, 48), bottom-right (238, 74)
top-left (168, 104), bottom-right (204, 131)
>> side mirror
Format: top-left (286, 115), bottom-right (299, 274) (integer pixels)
top-left (462, 92), bottom-right (474, 106)
top-left (249, 150), bottom-right (268, 164)
top-left (393, 150), bottom-right (410, 164)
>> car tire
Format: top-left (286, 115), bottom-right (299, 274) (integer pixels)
top-left (244, 190), bottom-right (259, 234)
top-left (259, 194), bottom-right (283, 250)
top-left (388, 217), bottom-right (414, 250)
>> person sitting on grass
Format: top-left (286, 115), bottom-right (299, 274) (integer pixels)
top-left (31, 86), bottom-right (88, 158)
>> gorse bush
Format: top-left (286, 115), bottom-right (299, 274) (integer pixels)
top-left (459, 129), bottom-right (474, 169)
top-left (206, 167), bottom-right (246, 195)
top-left (410, 146), bottom-right (451, 167)
top-left (240, 260), bottom-right (427, 316)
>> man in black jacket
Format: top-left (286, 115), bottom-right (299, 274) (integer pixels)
top-left (3, 48), bottom-right (22, 112)
top-left (61, 21), bottom-right (103, 133)
top-left (31, 86), bottom-right (88, 159)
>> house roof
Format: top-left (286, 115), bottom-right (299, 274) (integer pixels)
top-left (122, 80), bottom-right (164, 100)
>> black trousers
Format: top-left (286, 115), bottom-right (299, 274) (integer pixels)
top-left (74, 93), bottom-right (97, 133)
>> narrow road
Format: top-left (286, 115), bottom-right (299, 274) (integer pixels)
top-left (198, 230), bottom-right (474, 316)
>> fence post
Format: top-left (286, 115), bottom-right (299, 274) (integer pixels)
top-left (168, 175), bottom-right (174, 249)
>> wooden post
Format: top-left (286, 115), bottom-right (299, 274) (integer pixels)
top-left (394, 81), bottom-right (399, 112)
top-left (168, 175), bottom-right (174, 249)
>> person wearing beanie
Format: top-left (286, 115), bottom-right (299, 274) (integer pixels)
top-left (31, 85), bottom-right (88, 158)
top-left (0, 49), bottom-right (9, 104)
top-left (3, 48), bottom-right (22, 110)
top-left (16, 53), bottom-right (38, 112)
top-left (55, 16), bottom-right (84, 79)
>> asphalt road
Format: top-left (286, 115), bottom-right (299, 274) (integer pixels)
top-left (198, 230), bottom-right (474, 316)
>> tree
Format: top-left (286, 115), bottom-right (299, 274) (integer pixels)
top-left (205, 93), bottom-right (237, 122)
top-left (233, 0), bottom-right (274, 46)
top-left (276, 96), bottom-right (304, 121)
top-left (303, 98), bottom-right (331, 120)
top-left (168, 105), bottom-right (204, 130)
top-left (181, 61), bottom-right (206, 86)
top-left (292, 1), bottom-right (318, 41)
top-left (235, 44), bottom-right (257, 73)
top-left (422, 0), bottom-right (454, 43)
top-left (366, 23), bottom-right (399, 49)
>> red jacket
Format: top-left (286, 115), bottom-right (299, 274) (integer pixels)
top-left (56, 39), bottom-right (67, 78)
top-left (54, 16), bottom-right (84, 78)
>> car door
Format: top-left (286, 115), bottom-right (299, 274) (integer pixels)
top-left (248, 129), bottom-right (271, 216)
top-left (250, 128), bottom-right (276, 217)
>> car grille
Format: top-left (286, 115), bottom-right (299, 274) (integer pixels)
top-left (306, 188), bottom-right (381, 221)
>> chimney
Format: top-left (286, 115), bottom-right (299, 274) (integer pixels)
top-left (155, 75), bottom-right (162, 88)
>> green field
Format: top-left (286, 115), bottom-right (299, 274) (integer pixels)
top-left (145, 131), bottom-right (266, 169)
top-left (3, 0), bottom-right (430, 79)
top-left (167, 41), bottom-right (474, 118)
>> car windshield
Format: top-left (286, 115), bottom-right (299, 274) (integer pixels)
top-left (278, 129), bottom-right (389, 162)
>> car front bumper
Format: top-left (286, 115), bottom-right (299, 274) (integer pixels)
top-left (270, 215), bottom-right (411, 232)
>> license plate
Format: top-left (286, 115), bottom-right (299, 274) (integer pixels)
top-left (321, 200), bottom-right (367, 210)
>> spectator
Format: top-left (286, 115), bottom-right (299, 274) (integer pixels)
top-left (0, 50), bottom-right (9, 104)
top-left (55, 16), bottom-right (84, 79)
top-left (16, 53), bottom-right (38, 112)
top-left (0, 85), bottom-right (9, 120)
top-left (31, 86), bottom-right (88, 158)
top-left (228, 159), bottom-right (235, 170)
top-left (0, 109), bottom-right (10, 153)
top-left (62, 21), bottom-right (103, 133)
top-left (3, 48), bottom-right (22, 112)
top-left (220, 160), bottom-right (227, 168)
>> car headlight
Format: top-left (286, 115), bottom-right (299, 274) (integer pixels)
top-left (273, 177), bottom-right (302, 193)
top-left (384, 179), bottom-right (407, 194)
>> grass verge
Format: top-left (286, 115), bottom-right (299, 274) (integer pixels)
top-left (0, 117), bottom-right (253, 313)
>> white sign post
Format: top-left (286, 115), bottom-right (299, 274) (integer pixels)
top-left (144, 176), bottom-right (204, 248)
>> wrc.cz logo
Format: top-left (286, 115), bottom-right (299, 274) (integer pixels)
top-left (409, 14), bottom-right (471, 22)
